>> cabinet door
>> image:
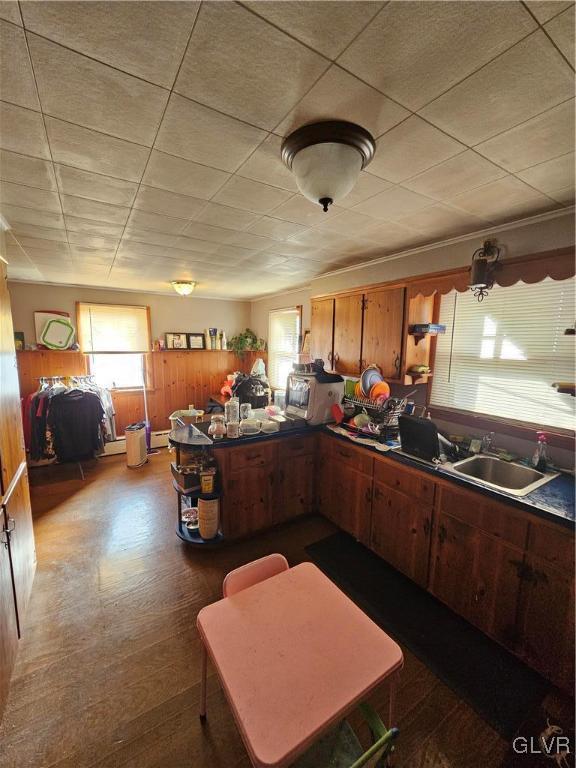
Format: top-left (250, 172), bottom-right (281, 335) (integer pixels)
top-left (317, 436), bottom-right (335, 523)
top-left (333, 294), bottom-right (363, 375)
top-left (310, 298), bottom-right (334, 368)
top-left (430, 511), bottom-right (523, 647)
top-left (224, 465), bottom-right (275, 538)
top-left (361, 287), bottom-right (405, 379)
top-left (330, 462), bottom-right (372, 545)
top-left (276, 453), bottom-right (315, 524)
top-left (0, 519), bottom-right (18, 720)
top-left (370, 482), bottom-right (431, 588)
top-left (515, 556), bottom-right (575, 691)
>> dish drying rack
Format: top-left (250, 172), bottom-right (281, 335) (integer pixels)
top-left (342, 395), bottom-right (408, 439)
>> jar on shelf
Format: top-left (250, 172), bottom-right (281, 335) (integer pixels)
top-left (208, 414), bottom-right (226, 440)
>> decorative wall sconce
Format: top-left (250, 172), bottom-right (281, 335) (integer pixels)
top-left (469, 240), bottom-right (501, 301)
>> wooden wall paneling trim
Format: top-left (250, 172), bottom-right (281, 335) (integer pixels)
top-left (311, 247), bottom-right (575, 301)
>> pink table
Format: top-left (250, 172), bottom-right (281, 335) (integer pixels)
top-left (197, 562), bottom-right (403, 768)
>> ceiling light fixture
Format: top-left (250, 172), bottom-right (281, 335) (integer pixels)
top-left (469, 240), bottom-right (501, 302)
top-left (171, 280), bottom-right (197, 296)
top-left (281, 120), bottom-right (376, 212)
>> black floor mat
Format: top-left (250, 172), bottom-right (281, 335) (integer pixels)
top-left (306, 531), bottom-right (548, 740)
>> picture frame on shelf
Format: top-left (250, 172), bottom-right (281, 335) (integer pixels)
top-left (14, 331), bottom-right (25, 351)
top-left (165, 332), bottom-right (188, 350)
top-left (188, 333), bottom-right (206, 350)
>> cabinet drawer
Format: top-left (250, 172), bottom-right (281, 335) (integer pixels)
top-left (526, 519), bottom-right (574, 571)
top-left (330, 439), bottom-right (373, 476)
top-left (373, 458), bottom-right (435, 505)
top-left (278, 435), bottom-right (314, 460)
top-left (438, 484), bottom-right (529, 549)
top-left (229, 442), bottom-right (276, 469)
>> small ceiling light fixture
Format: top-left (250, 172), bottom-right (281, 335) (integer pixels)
top-left (281, 120), bottom-right (376, 212)
top-left (469, 239), bottom-right (501, 302)
top-left (171, 280), bottom-right (197, 296)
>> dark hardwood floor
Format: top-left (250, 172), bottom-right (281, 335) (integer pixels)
top-left (0, 451), bottom-right (568, 767)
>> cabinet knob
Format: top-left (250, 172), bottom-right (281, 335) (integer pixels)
top-left (334, 352), bottom-right (340, 364)
top-left (394, 354), bottom-right (400, 374)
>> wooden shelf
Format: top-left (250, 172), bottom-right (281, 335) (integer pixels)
top-left (176, 523), bottom-right (224, 547)
top-left (404, 372), bottom-right (433, 386)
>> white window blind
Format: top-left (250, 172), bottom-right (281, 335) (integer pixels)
top-left (77, 303), bottom-right (150, 353)
top-left (430, 278), bottom-right (575, 431)
top-left (268, 308), bottom-right (301, 389)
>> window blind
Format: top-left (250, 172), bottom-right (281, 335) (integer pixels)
top-left (77, 303), bottom-right (150, 353)
top-left (268, 308), bottom-right (300, 389)
top-left (430, 278), bottom-right (575, 431)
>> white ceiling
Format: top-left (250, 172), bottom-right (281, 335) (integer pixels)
top-left (0, 0), bottom-right (574, 299)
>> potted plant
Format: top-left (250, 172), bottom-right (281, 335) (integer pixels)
top-left (228, 328), bottom-right (266, 354)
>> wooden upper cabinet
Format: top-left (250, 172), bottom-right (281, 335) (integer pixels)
top-left (333, 294), bottom-right (363, 375)
top-left (361, 287), bottom-right (405, 379)
top-left (310, 298), bottom-right (334, 368)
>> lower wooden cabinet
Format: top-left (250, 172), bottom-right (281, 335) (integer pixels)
top-left (276, 452), bottom-right (315, 524)
top-left (329, 462), bottom-right (372, 545)
top-left (225, 464), bottom-right (275, 538)
top-left (371, 482), bottom-right (431, 588)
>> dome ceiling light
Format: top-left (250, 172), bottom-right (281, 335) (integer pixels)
top-left (281, 120), bottom-right (376, 212)
top-left (171, 280), bottom-right (197, 296)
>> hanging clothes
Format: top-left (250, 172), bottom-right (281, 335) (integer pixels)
top-left (47, 389), bottom-right (104, 462)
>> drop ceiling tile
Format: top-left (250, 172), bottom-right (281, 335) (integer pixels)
top-left (247, 216), bottom-right (309, 241)
top-left (0, 2), bottom-right (21, 24)
top-left (170, 235), bottom-right (220, 255)
top-left (61, 195), bottom-right (129, 225)
top-left (368, 115), bottom-right (465, 183)
top-left (420, 31), bottom-right (574, 145)
top-left (1, 21), bottom-right (40, 110)
top-left (545, 5), bottom-right (575, 65)
top-left (16, 236), bottom-right (69, 255)
top-left (0, 180), bottom-right (61, 212)
top-left (21, 1), bottom-right (199, 88)
top-left (288, 227), bottom-right (346, 249)
top-left (67, 232), bottom-right (120, 250)
top-left (69, 245), bottom-right (115, 261)
top-left (0, 150), bottom-right (56, 190)
top-left (271, 195), bottom-right (343, 226)
top-left (133, 186), bottom-right (206, 220)
top-left (236, 134), bottom-right (298, 192)
top-left (65, 216), bottom-right (124, 238)
top-left (337, 172), bottom-right (392, 210)
top-left (338, 1), bottom-right (537, 111)
top-left (239, 252), bottom-right (289, 270)
top-left (193, 202), bottom-right (260, 231)
top-left (402, 150), bottom-right (507, 200)
top-left (362, 220), bottom-right (428, 249)
top-left (212, 176), bottom-right (293, 214)
top-left (475, 99), bottom-right (575, 172)
top-left (524, 1), bottom-right (572, 24)
top-left (396, 203), bottom-right (487, 237)
top-left (449, 175), bottom-right (559, 221)
top-left (516, 152), bottom-right (575, 193)
top-left (358, 186), bottom-right (435, 221)
top-left (315, 209), bottom-right (382, 237)
top-left (261, 239), bottom-right (325, 257)
top-left (28, 34), bottom-right (169, 146)
top-left (0, 102), bottom-right (50, 159)
top-left (245, 1), bottom-right (384, 59)
top-left (11, 223), bottom-right (67, 242)
top-left (155, 94), bottom-right (267, 173)
top-left (127, 209), bottom-right (189, 235)
top-left (276, 64), bottom-right (409, 139)
top-left (122, 227), bottom-right (178, 247)
top-left (223, 231), bottom-right (275, 251)
top-left (548, 185), bottom-right (575, 205)
top-left (1, 203), bottom-right (64, 228)
top-left (175, 2), bottom-right (328, 130)
top-left (179, 221), bottom-right (234, 245)
top-left (55, 165), bottom-right (138, 207)
top-left (45, 117), bottom-right (149, 181)
top-left (143, 151), bottom-right (229, 201)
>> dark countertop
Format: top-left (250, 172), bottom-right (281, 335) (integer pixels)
top-left (169, 420), bottom-right (574, 531)
top-left (169, 418), bottom-right (319, 448)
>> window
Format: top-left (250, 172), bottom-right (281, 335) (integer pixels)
top-left (77, 302), bottom-right (150, 353)
top-left (430, 278), bottom-right (575, 431)
top-left (89, 353), bottom-right (144, 390)
top-left (268, 308), bottom-right (301, 389)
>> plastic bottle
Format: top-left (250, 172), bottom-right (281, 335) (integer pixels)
top-left (532, 431), bottom-right (548, 472)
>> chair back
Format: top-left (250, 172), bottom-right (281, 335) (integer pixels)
top-left (223, 553), bottom-right (289, 597)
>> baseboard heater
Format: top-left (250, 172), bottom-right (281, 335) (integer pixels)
top-left (103, 430), bottom-right (171, 456)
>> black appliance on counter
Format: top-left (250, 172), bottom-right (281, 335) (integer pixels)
top-left (398, 415), bottom-right (464, 463)
top-left (232, 374), bottom-right (271, 409)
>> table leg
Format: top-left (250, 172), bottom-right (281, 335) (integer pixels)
top-left (200, 643), bottom-right (207, 722)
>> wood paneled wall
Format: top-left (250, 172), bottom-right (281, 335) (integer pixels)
top-left (16, 350), bottom-right (267, 434)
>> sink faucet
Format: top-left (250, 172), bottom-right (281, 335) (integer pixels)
top-left (481, 432), bottom-right (495, 454)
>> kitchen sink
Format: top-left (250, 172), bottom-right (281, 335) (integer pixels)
top-left (447, 455), bottom-right (558, 497)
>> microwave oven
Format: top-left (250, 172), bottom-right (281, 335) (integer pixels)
top-left (285, 372), bottom-right (344, 425)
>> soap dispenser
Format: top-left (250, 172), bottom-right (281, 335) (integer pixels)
top-left (532, 431), bottom-right (548, 472)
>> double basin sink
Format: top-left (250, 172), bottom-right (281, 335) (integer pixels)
top-left (446, 455), bottom-right (558, 497)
